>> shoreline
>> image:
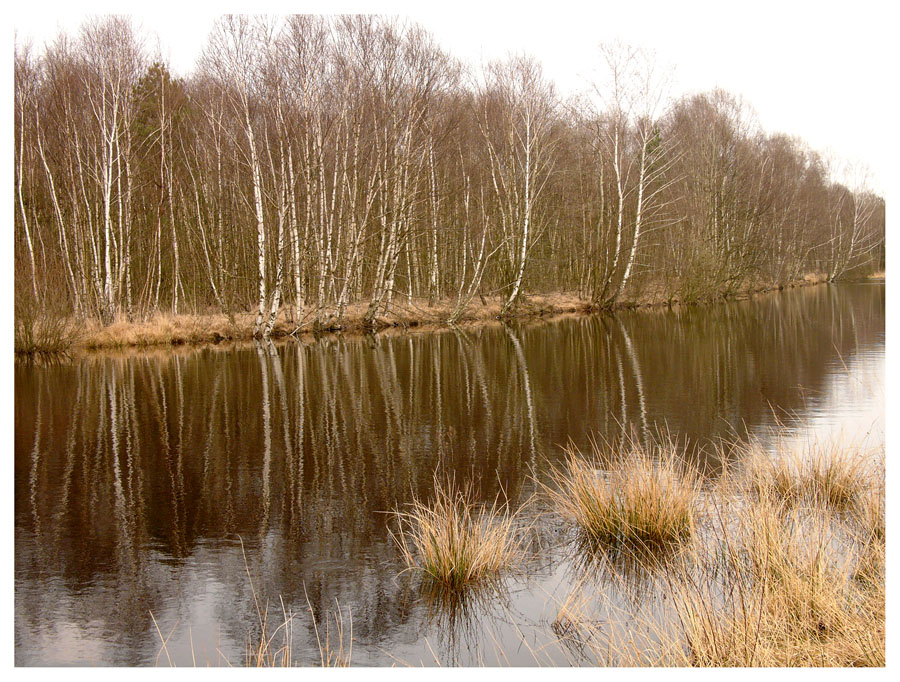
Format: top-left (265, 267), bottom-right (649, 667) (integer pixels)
top-left (17, 272), bottom-right (871, 358)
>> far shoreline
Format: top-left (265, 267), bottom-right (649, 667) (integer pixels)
top-left (16, 271), bottom-right (881, 359)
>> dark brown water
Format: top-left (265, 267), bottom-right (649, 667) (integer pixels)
top-left (14, 283), bottom-right (884, 666)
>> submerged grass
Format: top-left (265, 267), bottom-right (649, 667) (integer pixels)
top-left (540, 435), bottom-right (702, 553)
top-left (150, 537), bottom-right (352, 667)
top-left (656, 439), bottom-right (883, 666)
top-left (806, 448), bottom-right (870, 511)
top-left (854, 484), bottom-right (885, 545)
top-left (390, 475), bottom-right (523, 590)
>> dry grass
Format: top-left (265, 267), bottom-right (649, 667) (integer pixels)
top-left (806, 450), bottom-right (870, 511)
top-left (14, 295), bottom-right (79, 355)
top-left (853, 485), bottom-right (885, 545)
top-left (240, 534), bottom-right (352, 668)
top-left (540, 436), bottom-right (702, 553)
top-left (741, 449), bottom-right (802, 504)
top-left (671, 503), bottom-right (884, 666)
top-left (56, 273), bottom-right (830, 354)
top-left (241, 597), bottom-right (298, 668)
top-left (14, 314), bottom-right (78, 355)
top-left (550, 575), bottom-right (603, 643)
top-left (535, 436), bottom-right (884, 667)
top-left (668, 439), bottom-right (885, 666)
top-left (142, 438), bottom-right (883, 667)
top-left (150, 595), bottom-right (352, 668)
top-left (803, 271), bottom-right (828, 285)
top-left (739, 439), bottom-right (873, 513)
top-left (674, 441), bottom-right (883, 666)
top-left (390, 476), bottom-right (523, 589)
top-left (68, 296), bottom-right (570, 351)
top-left (80, 311), bottom-right (267, 349)
top-left (149, 538), bottom-right (353, 667)
top-left (304, 597), bottom-right (353, 668)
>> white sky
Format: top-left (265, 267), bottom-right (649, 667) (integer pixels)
top-left (11, 1), bottom-right (894, 194)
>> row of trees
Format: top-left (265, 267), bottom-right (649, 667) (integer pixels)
top-left (14, 15), bottom-right (885, 336)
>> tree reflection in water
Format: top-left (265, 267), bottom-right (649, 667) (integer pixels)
top-left (14, 283), bottom-right (884, 665)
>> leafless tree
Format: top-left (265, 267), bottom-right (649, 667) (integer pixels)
top-left (14, 14), bottom-right (884, 337)
top-left (475, 55), bottom-right (558, 316)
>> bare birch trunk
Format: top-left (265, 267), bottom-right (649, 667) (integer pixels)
top-left (247, 108), bottom-right (268, 337)
top-left (616, 142), bottom-right (647, 299)
top-left (501, 114), bottom-right (532, 316)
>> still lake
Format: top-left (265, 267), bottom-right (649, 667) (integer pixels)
top-left (14, 282), bottom-right (884, 666)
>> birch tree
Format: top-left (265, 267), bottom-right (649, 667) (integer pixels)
top-left (13, 14), bottom-right (885, 337)
top-left (586, 43), bottom-right (680, 306)
top-left (200, 15), bottom-right (271, 336)
top-left (825, 163), bottom-right (879, 281)
top-left (14, 45), bottom-right (40, 302)
top-left (475, 55), bottom-right (557, 316)
top-left (79, 17), bottom-right (145, 323)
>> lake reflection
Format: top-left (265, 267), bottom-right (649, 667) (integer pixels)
top-left (14, 283), bottom-right (884, 665)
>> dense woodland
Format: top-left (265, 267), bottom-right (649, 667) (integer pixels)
top-left (14, 15), bottom-right (885, 338)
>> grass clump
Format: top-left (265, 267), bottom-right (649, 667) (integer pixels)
top-left (853, 486), bottom-right (885, 545)
top-left (739, 439), bottom-right (873, 513)
top-left (390, 476), bottom-right (522, 589)
top-left (541, 435), bottom-right (702, 553)
top-left (741, 450), bottom-right (802, 504)
top-left (662, 439), bottom-right (885, 667)
top-left (805, 448), bottom-right (869, 511)
top-left (539, 437), bottom-right (884, 667)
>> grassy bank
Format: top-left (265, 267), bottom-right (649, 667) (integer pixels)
top-left (16, 273), bottom-right (835, 355)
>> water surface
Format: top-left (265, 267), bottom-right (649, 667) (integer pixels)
top-left (14, 283), bottom-right (884, 665)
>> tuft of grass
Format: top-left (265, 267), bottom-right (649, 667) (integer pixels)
top-left (738, 440), bottom-right (872, 513)
top-left (853, 486), bottom-right (885, 545)
top-left (540, 436), bottom-right (702, 553)
top-left (671, 441), bottom-right (886, 666)
top-left (741, 449), bottom-right (802, 504)
top-left (390, 476), bottom-right (523, 590)
top-left (805, 448), bottom-right (869, 511)
top-left (537, 437), bottom-right (884, 667)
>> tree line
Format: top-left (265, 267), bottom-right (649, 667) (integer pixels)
top-left (14, 15), bottom-right (885, 337)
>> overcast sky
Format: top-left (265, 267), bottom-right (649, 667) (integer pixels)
top-left (11, 0), bottom-right (893, 193)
